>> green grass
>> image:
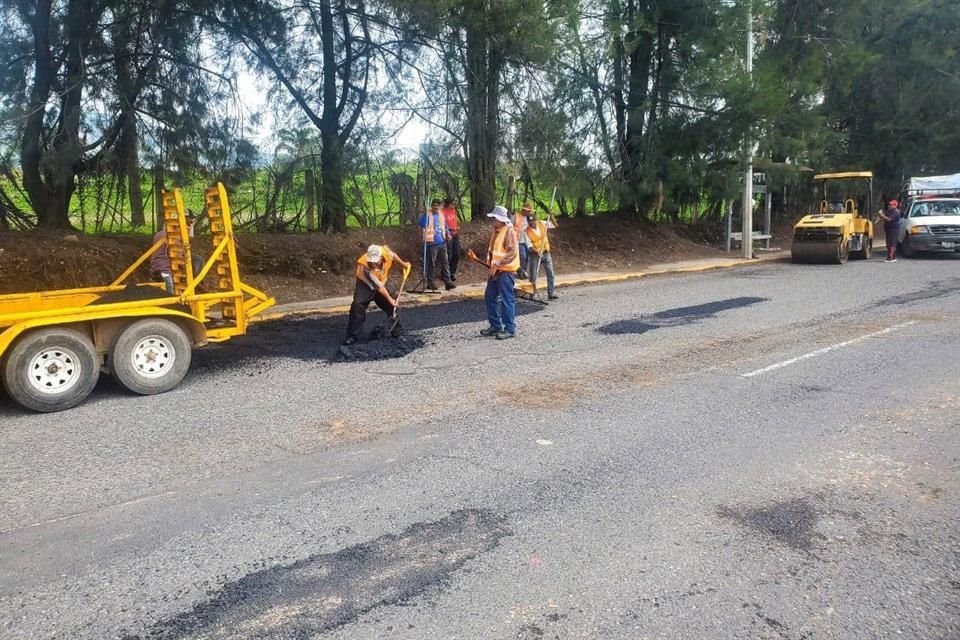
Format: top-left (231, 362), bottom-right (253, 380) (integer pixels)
top-left (1, 165), bottom-right (616, 234)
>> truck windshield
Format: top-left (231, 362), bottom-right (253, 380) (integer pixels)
top-left (909, 201), bottom-right (960, 217)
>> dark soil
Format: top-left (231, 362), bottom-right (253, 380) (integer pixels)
top-left (0, 216), bottom-right (754, 304)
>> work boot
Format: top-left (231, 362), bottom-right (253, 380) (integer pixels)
top-left (480, 327), bottom-right (501, 337)
top-left (445, 282), bottom-right (456, 291)
top-left (427, 281), bottom-right (439, 290)
top-left (495, 331), bottom-right (515, 340)
top-left (548, 294), bottom-right (559, 300)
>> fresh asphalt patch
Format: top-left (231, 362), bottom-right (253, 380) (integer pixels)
top-left (189, 297), bottom-right (545, 375)
top-left (123, 509), bottom-right (511, 640)
top-left (717, 497), bottom-right (822, 553)
top-left (870, 277), bottom-right (960, 308)
top-left (597, 296), bottom-right (768, 335)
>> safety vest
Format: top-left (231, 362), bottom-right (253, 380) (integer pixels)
top-left (525, 220), bottom-right (550, 254)
top-left (422, 213), bottom-right (447, 244)
top-left (355, 245), bottom-right (394, 284)
top-left (488, 225), bottom-right (520, 273)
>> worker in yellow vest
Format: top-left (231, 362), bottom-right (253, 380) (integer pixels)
top-left (513, 204), bottom-right (531, 278)
top-left (481, 205), bottom-right (521, 339)
top-left (524, 206), bottom-right (559, 300)
top-left (344, 244), bottom-right (411, 345)
top-left (418, 199), bottom-right (455, 290)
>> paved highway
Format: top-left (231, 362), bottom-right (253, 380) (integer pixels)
top-left (2, 254), bottom-right (959, 639)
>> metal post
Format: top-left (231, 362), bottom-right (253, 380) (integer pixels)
top-left (725, 199), bottom-right (732, 253)
top-left (764, 190), bottom-right (772, 249)
top-left (741, 0), bottom-right (754, 259)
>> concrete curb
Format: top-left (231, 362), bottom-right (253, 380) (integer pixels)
top-left (252, 250), bottom-right (790, 323)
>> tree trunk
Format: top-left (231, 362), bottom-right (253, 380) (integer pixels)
top-left (121, 115), bottom-right (145, 227)
top-left (20, 0), bottom-right (97, 230)
top-left (619, 1), bottom-right (654, 216)
top-left (320, 137), bottom-right (346, 232)
top-left (464, 24), bottom-right (500, 220)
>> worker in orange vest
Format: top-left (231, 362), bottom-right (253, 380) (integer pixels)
top-left (524, 206), bottom-right (559, 299)
top-left (344, 244), bottom-right (411, 345)
top-left (441, 197), bottom-right (462, 280)
top-left (418, 199), bottom-right (455, 290)
top-left (481, 205), bottom-right (521, 339)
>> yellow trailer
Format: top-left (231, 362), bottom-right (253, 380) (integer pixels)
top-left (0, 183), bottom-right (274, 412)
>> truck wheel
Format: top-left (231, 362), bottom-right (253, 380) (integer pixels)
top-left (2, 327), bottom-right (100, 412)
top-left (901, 238), bottom-right (916, 258)
top-left (111, 319), bottom-right (191, 395)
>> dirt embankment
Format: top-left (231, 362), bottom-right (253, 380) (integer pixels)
top-left (0, 217), bottom-right (733, 303)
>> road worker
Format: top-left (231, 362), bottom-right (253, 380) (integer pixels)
top-left (344, 245), bottom-right (412, 345)
top-left (441, 197), bottom-right (462, 281)
top-left (150, 212), bottom-right (204, 294)
top-left (524, 206), bottom-right (559, 300)
top-left (418, 199), bottom-right (455, 290)
top-left (481, 205), bottom-right (520, 340)
top-left (513, 202), bottom-right (531, 278)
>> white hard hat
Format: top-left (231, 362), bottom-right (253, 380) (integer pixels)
top-left (486, 205), bottom-right (511, 224)
top-left (366, 245), bottom-right (383, 263)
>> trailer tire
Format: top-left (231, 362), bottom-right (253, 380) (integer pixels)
top-left (110, 319), bottom-right (191, 395)
top-left (3, 327), bottom-right (100, 412)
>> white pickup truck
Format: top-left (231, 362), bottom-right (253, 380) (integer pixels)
top-left (899, 174), bottom-right (960, 257)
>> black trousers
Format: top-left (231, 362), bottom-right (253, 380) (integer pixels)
top-left (346, 281), bottom-right (399, 338)
top-left (426, 243), bottom-right (452, 286)
top-left (446, 235), bottom-right (461, 278)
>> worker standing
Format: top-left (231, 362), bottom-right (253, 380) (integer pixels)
top-left (481, 206), bottom-right (520, 340)
top-left (524, 206), bottom-right (559, 300)
top-left (878, 199), bottom-right (901, 263)
top-left (513, 203), bottom-right (533, 278)
top-left (419, 199), bottom-right (456, 290)
top-left (441, 197), bottom-right (462, 281)
top-left (344, 245), bottom-right (411, 345)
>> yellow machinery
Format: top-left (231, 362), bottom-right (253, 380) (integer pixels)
top-left (792, 171), bottom-right (875, 264)
top-left (0, 183), bottom-right (274, 412)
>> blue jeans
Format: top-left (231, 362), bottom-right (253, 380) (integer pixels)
top-left (518, 244), bottom-right (529, 273)
top-left (484, 272), bottom-right (516, 335)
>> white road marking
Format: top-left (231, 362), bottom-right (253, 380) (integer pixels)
top-left (536, 439), bottom-right (553, 446)
top-left (741, 321), bottom-right (916, 378)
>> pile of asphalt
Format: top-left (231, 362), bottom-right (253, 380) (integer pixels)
top-left (336, 335), bottom-right (428, 361)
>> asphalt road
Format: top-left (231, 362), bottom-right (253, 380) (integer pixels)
top-left (2, 253), bottom-right (959, 639)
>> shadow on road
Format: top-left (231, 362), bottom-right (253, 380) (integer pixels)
top-left (597, 296), bottom-right (769, 335)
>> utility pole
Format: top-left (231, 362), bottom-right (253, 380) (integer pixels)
top-left (741, 0), bottom-right (754, 259)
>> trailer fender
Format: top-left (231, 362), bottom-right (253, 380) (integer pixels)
top-left (0, 308), bottom-right (207, 362)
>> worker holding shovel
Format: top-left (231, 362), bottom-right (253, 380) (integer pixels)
top-left (469, 206), bottom-right (521, 340)
top-left (344, 245), bottom-right (412, 345)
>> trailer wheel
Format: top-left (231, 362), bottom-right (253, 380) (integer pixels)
top-left (111, 319), bottom-right (191, 395)
top-left (3, 327), bottom-right (100, 412)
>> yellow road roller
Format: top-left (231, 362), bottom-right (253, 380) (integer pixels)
top-left (792, 171), bottom-right (875, 264)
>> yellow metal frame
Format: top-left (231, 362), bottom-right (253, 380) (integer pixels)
top-left (0, 182), bottom-right (275, 359)
top-left (814, 171), bottom-right (874, 180)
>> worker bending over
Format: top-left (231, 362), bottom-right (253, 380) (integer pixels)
top-left (345, 244), bottom-right (411, 345)
top-left (150, 211), bottom-right (204, 294)
top-left (481, 206), bottom-right (520, 340)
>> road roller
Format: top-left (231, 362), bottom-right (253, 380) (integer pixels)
top-left (791, 171), bottom-right (875, 264)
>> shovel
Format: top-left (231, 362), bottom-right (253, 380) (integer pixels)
top-left (388, 270), bottom-right (410, 336)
